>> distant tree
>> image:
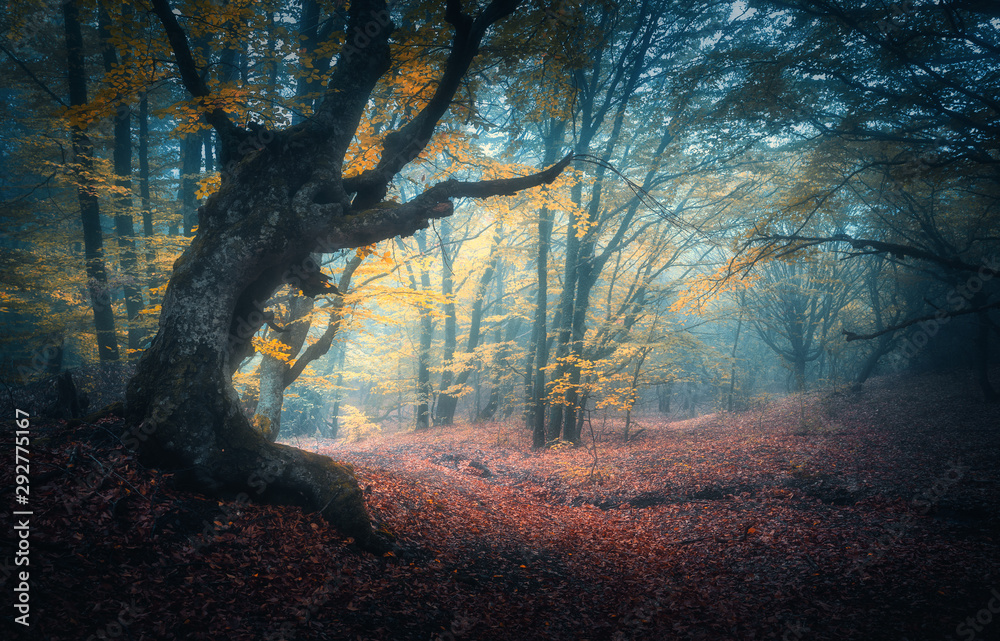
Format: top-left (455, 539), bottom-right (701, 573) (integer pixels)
top-left (720, 1), bottom-right (1000, 397)
top-left (746, 253), bottom-right (861, 391)
top-left (63, 0), bottom-right (119, 362)
top-left (251, 254), bottom-right (361, 441)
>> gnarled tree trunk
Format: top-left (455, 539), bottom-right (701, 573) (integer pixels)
top-left (123, 142), bottom-right (421, 548)
top-left (124, 0), bottom-right (571, 550)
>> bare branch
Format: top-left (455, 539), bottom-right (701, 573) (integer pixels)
top-left (347, 0), bottom-right (522, 208)
top-left (844, 300), bottom-right (1000, 342)
top-left (754, 234), bottom-right (982, 273)
top-left (149, 0), bottom-right (245, 158)
top-left (0, 43), bottom-right (68, 107)
top-left (323, 153), bottom-right (573, 250)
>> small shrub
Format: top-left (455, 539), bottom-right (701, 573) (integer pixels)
top-left (340, 405), bottom-right (382, 443)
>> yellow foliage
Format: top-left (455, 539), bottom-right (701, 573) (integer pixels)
top-left (340, 405), bottom-right (382, 443)
top-left (253, 336), bottom-right (292, 363)
top-left (252, 414), bottom-right (271, 438)
top-left (670, 250), bottom-right (764, 316)
top-left (197, 173), bottom-right (221, 200)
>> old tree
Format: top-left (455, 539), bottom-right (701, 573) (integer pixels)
top-left (124, 0), bottom-right (571, 550)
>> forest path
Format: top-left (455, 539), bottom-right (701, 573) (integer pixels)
top-left (15, 371), bottom-right (999, 641)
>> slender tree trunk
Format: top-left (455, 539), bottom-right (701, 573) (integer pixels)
top-left (417, 308), bottom-right (433, 429)
top-left (853, 333), bottom-right (893, 390)
top-left (437, 225), bottom-right (501, 425)
top-left (404, 232), bottom-right (435, 429)
top-left (434, 219), bottom-right (458, 424)
top-left (562, 257), bottom-right (599, 443)
top-left (530, 121), bottom-right (564, 447)
top-left (112, 116), bottom-right (145, 356)
top-left (658, 382), bottom-right (671, 414)
top-left (523, 281), bottom-right (538, 419)
top-left (180, 134), bottom-right (202, 236)
top-left (481, 314), bottom-right (521, 421)
top-left (253, 295), bottom-right (314, 441)
top-left (139, 94), bottom-right (154, 243)
top-left (478, 274), bottom-right (516, 422)
top-left (138, 92), bottom-right (165, 315)
top-left (254, 256), bottom-right (361, 441)
top-left (329, 343), bottom-right (348, 439)
top-left (547, 207), bottom-right (579, 440)
top-left (728, 292), bottom-right (744, 412)
top-left (559, 99), bottom-right (631, 443)
top-left (100, 7), bottom-right (145, 356)
top-left (623, 347), bottom-right (649, 440)
top-left (853, 258), bottom-right (899, 390)
top-left (201, 130), bottom-right (213, 172)
top-left (64, 0), bottom-right (119, 362)
top-left (794, 354), bottom-right (807, 392)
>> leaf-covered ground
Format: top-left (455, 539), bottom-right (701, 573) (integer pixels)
top-left (3, 370), bottom-right (999, 640)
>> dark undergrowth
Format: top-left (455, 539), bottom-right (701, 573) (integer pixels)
top-left (1, 369), bottom-right (998, 640)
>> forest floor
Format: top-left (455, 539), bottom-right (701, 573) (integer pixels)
top-left (3, 370), bottom-right (999, 641)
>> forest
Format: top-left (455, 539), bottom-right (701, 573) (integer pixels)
top-left (0, 0), bottom-right (998, 639)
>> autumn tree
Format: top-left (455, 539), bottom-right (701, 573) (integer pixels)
top-left (722, 0), bottom-right (1000, 397)
top-left (745, 252), bottom-right (861, 391)
top-left (251, 253), bottom-right (361, 441)
top-left (122, 0), bottom-right (573, 548)
top-left (520, 0), bottom-right (748, 444)
top-left (63, 0), bottom-right (120, 362)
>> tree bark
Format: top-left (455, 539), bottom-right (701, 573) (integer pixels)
top-left (530, 120), bottom-right (564, 447)
top-left (138, 92), bottom-right (156, 268)
top-left (125, 148), bottom-right (456, 548)
top-left (410, 231), bottom-right (435, 429)
top-left (100, 6), bottom-right (146, 357)
top-left (64, 0), bottom-right (119, 362)
top-left (127, 0), bottom-right (569, 549)
top-left (327, 339), bottom-right (349, 439)
top-left (179, 134), bottom-right (202, 236)
top-left (253, 256), bottom-right (361, 441)
top-left (728, 291), bottom-right (744, 411)
top-left (436, 225), bottom-right (501, 426)
top-left (253, 295), bottom-right (314, 441)
top-left (434, 219), bottom-right (459, 425)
